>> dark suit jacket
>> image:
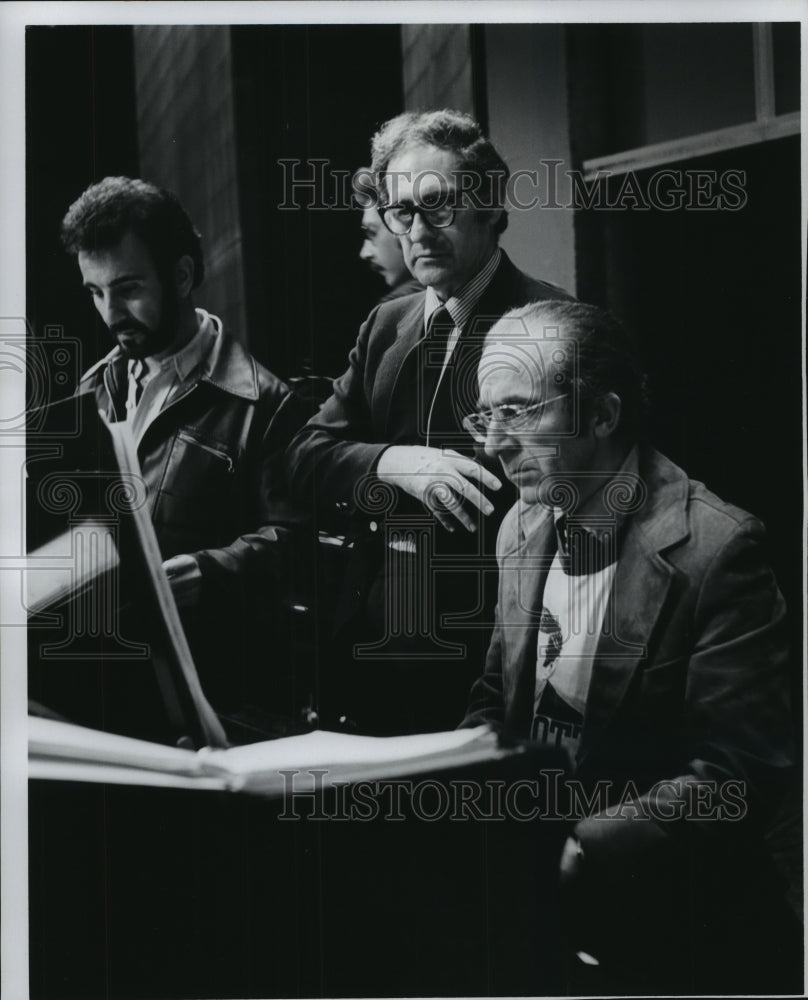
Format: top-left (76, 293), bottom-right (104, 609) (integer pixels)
top-left (286, 251), bottom-right (569, 517)
top-left (461, 447), bottom-right (793, 830)
top-left (377, 276), bottom-right (423, 303)
top-left (285, 252), bottom-right (570, 639)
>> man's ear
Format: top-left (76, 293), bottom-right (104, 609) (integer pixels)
top-left (486, 207), bottom-right (505, 232)
top-left (174, 254), bottom-right (195, 298)
top-left (592, 392), bottom-right (622, 439)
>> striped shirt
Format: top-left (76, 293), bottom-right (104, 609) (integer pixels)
top-left (423, 246), bottom-right (502, 356)
top-left (422, 247), bottom-right (502, 445)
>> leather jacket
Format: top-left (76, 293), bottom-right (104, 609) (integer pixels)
top-left (76, 316), bottom-right (309, 594)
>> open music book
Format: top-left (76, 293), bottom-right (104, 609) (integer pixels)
top-left (29, 716), bottom-right (506, 796)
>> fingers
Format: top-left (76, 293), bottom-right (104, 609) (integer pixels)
top-left (421, 454), bottom-right (501, 531)
top-left (442, 463), bottom-right (496, 517)
top-left (432, 506), bottom-right (463, 534)
top-left (444, 451), bottom-right (502, 493)
top-left (427, 491), bottom-right (476, 532)
top-left (378, 446), bottom-right (502, 532)
top-left (424, 473), bottom-right (487, 532)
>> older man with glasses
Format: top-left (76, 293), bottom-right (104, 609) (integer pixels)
top-left (286, 109), bottom-right (570, 734)
top-left (460, 298), bottom-right (800, 995)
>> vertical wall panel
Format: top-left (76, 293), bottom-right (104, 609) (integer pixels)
top-left (133, 26), bottom-right (248, 343)
top-left (401, 24), bottom-right (475, 113)
top-left (484, 24), bottom-right (576, 294)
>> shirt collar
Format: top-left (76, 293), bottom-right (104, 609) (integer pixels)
top-left (134, 308), bottom-right (217, 382)
top-left (519, 500), bottom-right (554, 543)
top-left (553, 446), bottom-right (640, 526)
top-left (424, 246), bottom-right (502, 330)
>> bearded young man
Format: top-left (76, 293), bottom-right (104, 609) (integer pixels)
top-left (61, 177), bottom-right (308, 718)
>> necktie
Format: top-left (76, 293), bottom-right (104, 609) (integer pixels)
top-left (419, 305), bottom-right (454, 441)
top-left (425, 303), bottom-right (454, 342)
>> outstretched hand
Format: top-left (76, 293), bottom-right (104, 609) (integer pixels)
top-left (376, 445), bottom-right (502, 532)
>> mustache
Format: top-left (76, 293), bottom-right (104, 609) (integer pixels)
top-left (109, 319), bottom-right (150, 336)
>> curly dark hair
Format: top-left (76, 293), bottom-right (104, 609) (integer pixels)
top-left (60, 176), bottom-right (204, 289)
top-left (496, 300), bottom-right (650, 439)
top-left (370, 110), bottom-right (509, 235)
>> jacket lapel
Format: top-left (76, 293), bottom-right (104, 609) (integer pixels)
top-left (578, 449), bottom-right (691, 764)
top-left (380, 296), bottom-right (427, 439)
top-left (199, 322), bottom-right (259, 401)
top-left (501, 508), bottom-right (557, 736)
top-left (578, 528), bottom-right (672, 762)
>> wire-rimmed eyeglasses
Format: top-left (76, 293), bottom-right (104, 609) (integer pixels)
top-left (462, 394), bottom-right (568, 443)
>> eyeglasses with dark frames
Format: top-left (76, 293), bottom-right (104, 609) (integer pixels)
top-left (462, 394), bottom-right (569, 443)
top-left (379, 201), bottom-right (456, 235)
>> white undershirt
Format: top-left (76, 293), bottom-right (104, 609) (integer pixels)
top-left (531, 549), bottom-right (617, 761)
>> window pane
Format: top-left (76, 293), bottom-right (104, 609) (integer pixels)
top-left (640, 24), bottom-right (755, 144)
top-left (568, 23), bottom-right (758, 159)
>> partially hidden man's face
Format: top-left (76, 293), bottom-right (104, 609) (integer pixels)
top-left (383, 144), bottom-right (499, 300)
top-left (359, 207), bottom-right (411, 288)
top-left (477, 326), bottom-right (597, 505)
top-left (78, 231), bottom-right (179, 359)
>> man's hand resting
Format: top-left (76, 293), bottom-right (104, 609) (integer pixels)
top-left (376, 445), bottom-right (501, 532)
top-left (162, 553), bottom-right (203, 608)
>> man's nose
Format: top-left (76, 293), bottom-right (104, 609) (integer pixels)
top-left (359, 239), bottom-right (373, 262)
top-left (409, 211), bottom-right (435, 243)
top-left (483, 423), bottom-right (508, 461)
top-left (96, 292), bottom-right (125, 328)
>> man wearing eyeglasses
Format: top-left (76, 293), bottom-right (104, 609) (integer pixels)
top-left (460, 299), bottom-right (799, 994)
top-left (286, 110), bottom-right (570, 734)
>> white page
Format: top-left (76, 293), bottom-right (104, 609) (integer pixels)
top-left (201, 723), bottom-right (495, 775)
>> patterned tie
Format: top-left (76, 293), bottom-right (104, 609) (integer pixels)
top-left (419, 305), bottom-right (454, 441)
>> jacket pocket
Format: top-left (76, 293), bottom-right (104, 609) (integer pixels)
top-left (152, 429), bottom-right (238, 548)
top-left (176, 430), bottom-right (235, 472)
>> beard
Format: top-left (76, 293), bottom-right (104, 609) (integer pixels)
top-left (109, 286), bottom-right (181, 360)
